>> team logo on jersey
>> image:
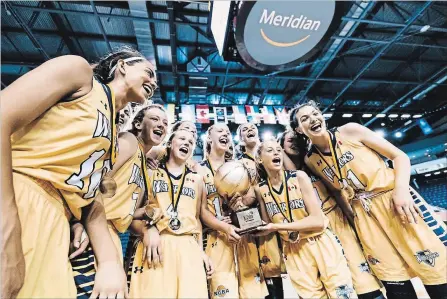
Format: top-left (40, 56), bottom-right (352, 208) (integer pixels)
top-left (415, 250), bottom-right (439, 267)
top-left (359, 262), bottom-right (372, 274)
top-left (317, 159), bottom-right (322, 166)
top-left (367, 255), bottom-right (380, 265)
top-left (205, 183), bottom-right (216, 195)
top-left (289, 199), bottom-right (305, 209)
top-left (265, 202), bottom-right (287, 218)
top-left (337, 151), bottom-right (354, 168)
top-left (128, 164), bottom-right (145, 190)
top-left (133, 266), bottom-right (143, 274)
top-left (335, 285), bottom-right (353, 299)
top-left (260, 256), bottom-right (271, 264)
top-left (93, 110), bottom-right (111, 140)
top-left (153, 180), bottom-right (169, 193)
top-left (214, 285), bottom-right (229, 297)
top-left (322, 166), bottom-right (337, 183)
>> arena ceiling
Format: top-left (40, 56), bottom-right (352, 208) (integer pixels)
top-left (1, 1), bottom-right (447, 145)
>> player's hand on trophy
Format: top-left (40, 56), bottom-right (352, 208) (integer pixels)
top-left (69, 222), bottom-right (90, 259)
top-left (146, 156), bottom-right (159, 170)
top-left (142, 226), bottom-right (163, 269)
top-left (392, 186), bottom-right (422, 224)
top-left (228, 194), bottom-right (246, 211)
top-left (224, 224), bottom-right (241, 244)
top-left (202, 253), bottom-right (214, 279)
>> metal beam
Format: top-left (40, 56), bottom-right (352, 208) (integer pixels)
top-left (322, 1), bottom-right (433, 113)
top-left (146, 3), bottom-right (208, 18)
top-left (175, 13), bottom-right (214, 43)
top-left (44, 2), bottom-right (80, 55)
top-left (89, 0), bottom-right (112, 52)
top-left (4, 2), bottom-right (50, 60)
top-left (154, 39), bottom-right (214, 49)
top-left (11, 4), bottom-right (207, 27)
top-left (365, 66), bottom-right (447, 127)
top-left (331, 36), bottom-right (447, 50)
top-left (221, 63), bottom-right (231, 100)
top-left (259, 78), bottom-right (273, 105)
top-left (5, 61), bottom-right (444, 87)
top-left (167, 2), bottom-right (179, 104)
top-left (295, 1), bottom-right (376, 104)
top-left (342, 16), bottom-right (447, 33)
top-left (2, 26), bottom-right (136, 43)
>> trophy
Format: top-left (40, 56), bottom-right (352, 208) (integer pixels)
top-left (214, 161), bottom-right (264, 234)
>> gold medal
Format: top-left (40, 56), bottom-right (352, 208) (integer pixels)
top-left (169, 218), bottom-right (181, 231)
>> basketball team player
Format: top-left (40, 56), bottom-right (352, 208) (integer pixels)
top-left (72, 104), bottom-right (168, 298)
top-left (278, 130), bottom-right (384, 299)
top-left (291, 101), bottom-right (447, 299)
top-left (2, 47), bottom-right (155, 298)
top-left (254, 139), bottom-right (357, 298)
top-left (236, 123), bottom-right (284, 299)
top-left (197, 123), bottom-right (242, 298)
top-left (129, 129), bottom-right (213, 298)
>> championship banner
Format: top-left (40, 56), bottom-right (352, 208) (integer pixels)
top-left (180, 104), bottom-right (196, 122)
top-left (196, 104), bottom-right (210, 124)
top-left (214, 107), bottom-right (228, 123)
top-left (233, 105), bottom-right (247, 124)
top-left (274, 106), bottom-right (289, 126)
top-left (163, 103), bottom-right (176, 124)
top-left (261, 106), bottom-right (276, 124)
top-left (245, 105), bottom-right (261, 124)
top-left (235, 1), bottom-right (342, 71)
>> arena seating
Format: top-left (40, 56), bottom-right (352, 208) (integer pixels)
top-left (417, 179), bottom-right (447, 208)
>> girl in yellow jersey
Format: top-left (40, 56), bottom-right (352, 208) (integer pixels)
top-left (255, 140), bottom-right (357, 298)
top-left (2, 47), bottom-right (156, 298)
top-left (290, 101), bottom-right (447, 299)
top-left (72, 104), bottom-right (168, 298)
top-left (197, 123), bottom-right (243, 299)
top-left (279, 130), bottom-right (384, 299)
top-left (236, 123), bottom-right (284, 299)
top-left (129, 129), bottom-right (213, 298)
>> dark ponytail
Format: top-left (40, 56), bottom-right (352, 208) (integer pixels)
top-left (93, 46), bottom-right (146, 83)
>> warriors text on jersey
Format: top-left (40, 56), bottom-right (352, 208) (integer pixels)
top-left (305, 128), bottom-right (394, 196)
top-left (197, 159), bottom-right (224, 218)
top-left (148, 165), bottom-right (201, 235)
top-left (258, 171), bottom-right (328, 242)
top-left (12, 79), bottom-right (117, 219)
top-left (104, 142), bottom-right (148, 233)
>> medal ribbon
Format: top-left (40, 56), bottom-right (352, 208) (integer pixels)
top-left (314, 132), bottom-right (345, 188)
top-left (137, 139), bottom-right (151, 197)
top-left (101, 83), bottom-right (117, 167)
top-left (166, 166), bottom-right (187, 215)
top-left (206, 159), bottom-right (215, 176)
top-left (267, 171), bottom-right (293, 223)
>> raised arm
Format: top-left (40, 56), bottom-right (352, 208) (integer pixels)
top-left (1, 55), bottom-right (93, 298)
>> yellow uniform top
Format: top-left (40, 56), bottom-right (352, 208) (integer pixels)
top-left (148, 166), bottom-right (201, 235)
top-left (258, 171), bottom-right (328, 242)
top-left (309, 173), bottom-right (338, 215)
top-left (104, 145), bottom-right (148, 233)
top-left (239, 152), bottom-right (258, 184)
top-left (305, 128), bottom-right (395, 197)
top-left (197, 159), bottom-right (225, 219)
top-left (12, 79), bottom-right (117, 219)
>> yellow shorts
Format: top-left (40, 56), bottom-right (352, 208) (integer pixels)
top-left (283, 229), bottom-right (357, 298)
top-left (327, 207), bottom-right (382, 294)
top-left (257, 233), bottom-right (284, 278)
top-left (14, 172), bottom-right (76, 298)
top-left (206, 231), bottom-right (239, 299)
top-left (236, 235), bottom-right (268, 298)
top-left (353, 188), bottom-right (447, 285)
top-left (72, 223), bottom-right (123, 298)
top-left (129, 233), bottom-right (208, 298)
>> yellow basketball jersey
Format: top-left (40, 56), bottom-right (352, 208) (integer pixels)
top-left (239, 153), bottom-right (258, 184)
top-left (149, 166), bottom-right (201, 235)
top-left (258, 171), bottom-right (328, 242)
top-left (309, 173), bottom-right (338, 215)
top-left (305, 129), bottom-right (395, 195)
top-left (104, 145), bottom-right (148, 233)
top-left (12, 79), bottom-right (117, 219)
top-left (197, 160), bottom-right (224, 218)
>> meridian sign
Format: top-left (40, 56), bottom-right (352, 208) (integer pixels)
top-left (235, 1), bottom-right (343, 71)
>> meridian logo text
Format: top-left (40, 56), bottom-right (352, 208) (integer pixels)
top-left (259, 9), bottom-right (321, 47)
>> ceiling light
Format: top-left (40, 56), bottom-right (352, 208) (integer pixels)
top-left (413, 114), bottom-right (422, 118)
top-left (394, 132), bottom-right (403, 138)
top-left (434, 171), bottom-right (440, 175)
top-left (420, 25), bottom-right (430, 33)
top-left (389, 114), bottom-right (398, 118)
top-left (342, 113), bottom-right (352, 118)
top-left (323, 113), bottom-right (333, 118)
top-left (401, 114), bottom-right (411, 118)
top-left (377, 113), bottom-right (386, 118)
top-left (362, 113), bottom-right (372, 118)
top-left (425, 173), bottom-right (431, 177)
